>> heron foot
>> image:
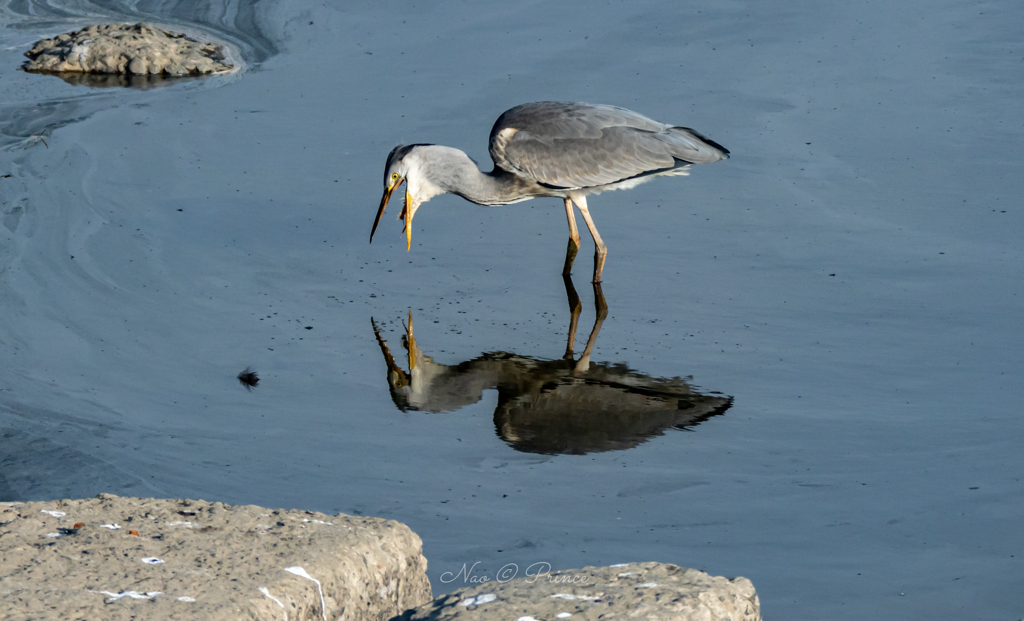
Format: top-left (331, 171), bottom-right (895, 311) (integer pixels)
top-left (563, 237), bottom-right (580, 276)
top-left (592, 247), bottom-right (607, 283)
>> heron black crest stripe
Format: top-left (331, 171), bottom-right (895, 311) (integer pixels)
top-left (385, 143), bottom-right (435, 174)
top-left (385, 144), bottom-right (405, 171)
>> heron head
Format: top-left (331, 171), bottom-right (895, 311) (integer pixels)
top-left (370, 143), bottom-right (435, 251)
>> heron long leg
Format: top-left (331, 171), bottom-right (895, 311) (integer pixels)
top-left (562, 198), bottom-right (581, 276)
top-left (574, 196), bottom-right (608, 283)
top-left (562, 275), bottom-right (582, 359)
top-left (574, 282), bottom-right (609, 373)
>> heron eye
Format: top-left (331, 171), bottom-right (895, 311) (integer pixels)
top-left (391, 173), bottom-right (398, 181)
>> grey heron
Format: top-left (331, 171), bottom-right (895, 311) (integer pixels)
top-left (370, 101), bottom-right (729, 283)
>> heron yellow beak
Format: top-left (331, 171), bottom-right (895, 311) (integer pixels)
top-left (403, 190), bottom-right (413, 251)
top-left (371, 316), bottom-right (412, 388)
top-left (370, 177), bottom-right (403, 244)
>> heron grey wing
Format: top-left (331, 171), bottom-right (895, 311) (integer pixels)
top-left (494, 102), bottom-right (668, 138)
top-left (489, 102), bottom-right (727, 187)
top-left (497, 126), bottom-right (688, 189)
top-left (489, 102), bottom-right (667, 167)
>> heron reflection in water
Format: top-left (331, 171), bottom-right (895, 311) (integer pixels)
top-left (371, 278), bottom-right (732, 455)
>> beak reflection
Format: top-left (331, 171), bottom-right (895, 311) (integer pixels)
top-left (370, 276), bottom-right (733, 455)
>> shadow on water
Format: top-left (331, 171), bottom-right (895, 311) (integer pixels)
top-left (372, 277), bottom-right (733, 455)
top-left (21, 70), bottom-right (207, 89)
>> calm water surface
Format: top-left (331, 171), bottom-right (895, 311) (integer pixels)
top-left (1, 1), bottom-right (1021, 619)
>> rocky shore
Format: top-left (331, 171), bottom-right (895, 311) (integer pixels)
top-left (397, 561), bottom-right (760, 621)
top-left (0, 495), bottom-right (430, 620)
top-left (0, 496), bottom-right (760, 620)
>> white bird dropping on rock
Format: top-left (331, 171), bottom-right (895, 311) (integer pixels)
top-left (284, 566), bottom-right (327, 621)
top-left (259, 587), bottom-right (285, 609)
top-left (460, 593), bottom-right (497, 606)
top-left (100, 590), bottom-right (162, 601)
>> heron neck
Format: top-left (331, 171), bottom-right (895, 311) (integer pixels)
top-left (443, 158), bottom-right (546, 206)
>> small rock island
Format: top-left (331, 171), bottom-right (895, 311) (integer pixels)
top-left (23, 22), bottom-right (233, 77)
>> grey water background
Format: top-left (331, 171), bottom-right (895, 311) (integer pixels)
top-left (1, 0), bottom-right (1022, 618)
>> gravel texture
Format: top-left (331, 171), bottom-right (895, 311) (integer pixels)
top-left (394, 561), bottom-right (760, 621)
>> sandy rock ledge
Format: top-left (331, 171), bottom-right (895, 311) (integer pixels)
top-left (22, 22), bottom-right (233, 76)
top-left (394, 562), bottom-right (761, 621)
top-left (0, 495), bottom-right (432, 620)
